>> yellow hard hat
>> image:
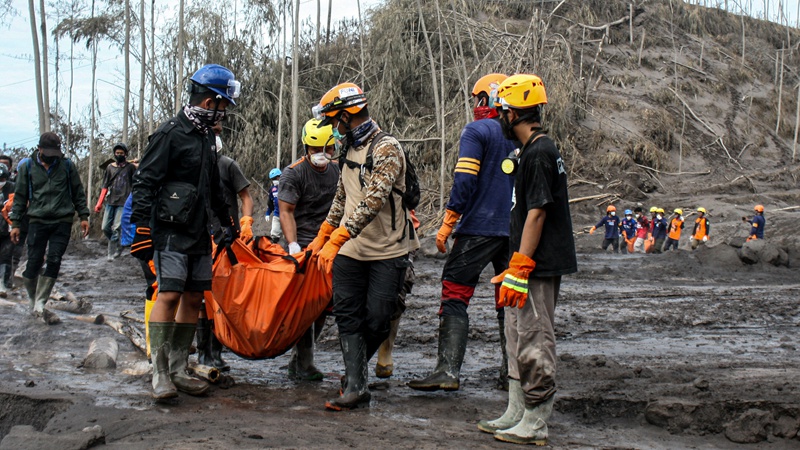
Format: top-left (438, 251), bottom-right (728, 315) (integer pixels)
top-left (496, 74), bottom-right (548, 110)
top-left (697, 207), bottom-right (707, 214)
top-left (302, 118), bottom-right (333, 147)
top-left (657, 208), bottom-right (665, 214)
top-left (674, 208), bottom-right (683, 215)
top-left (649, 206), bottom-right (658, 213)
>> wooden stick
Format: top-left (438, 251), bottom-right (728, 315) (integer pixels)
top-left (634, 163), bottom-right (711, 176)
top-left (569, 193), bottom-right (615, 204)
top-left (74, 314), bottom-right (105, 325)
top-left (190, 364), bottom-right (221, 383)
top-left (671, 59), bottom-right (708, 77)
top-left (668, 87), bottom-right (718, 136)
top-left (120, 310), bottom-right (145, 323)
top-left (104, 318), bottom-right (147, 354)
top-left (774, 206), bottom-right (800, 211)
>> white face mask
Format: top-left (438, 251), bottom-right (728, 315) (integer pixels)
top-left (272, 180), bottom-right (279, 186)
top-left (657, 214), bottom-right (663, 220)
top-left (215, 135), bottom-right (223, 152)
top-left (610, 211), bottom-right (616, 216)
top-left (0, 181), bottom-right (5, 188)
top-left (309, 152), bottom-right (329, 167)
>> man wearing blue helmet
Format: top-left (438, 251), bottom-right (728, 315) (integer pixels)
top-left (620, 209), bottom-right (638, 254)
top-left (265, 167), bottom-right (283, 243)
top-left (130, 63), bottom-right (240, 400)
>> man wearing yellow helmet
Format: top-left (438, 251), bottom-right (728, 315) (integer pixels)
top-left (277, 118), bottom-right (341, 381)
top-left (409, 73), bottom-right (515, 393)
top-left (477, 74), bottom-right (577, 446)
top-left (650, 207), bottom-right (668, 253)
top-left (663, 208), bottom-right (684, 251)
top-left (691, 207), bottom-right (710, 250)
top-left (308, 82), bottom-right (419, 411)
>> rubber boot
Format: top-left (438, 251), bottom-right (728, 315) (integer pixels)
top-left (34, 276), bottom-right (60, 325)
top-left (195, 317), bottom-right (212, 366)
top-left (288, 325), bottom-right (322, 380)
top-left (169, 322), bottom-right (210, 396)
top-left (148, 321), bottom-right (178, 400)
top-left (477, 379), bottom-right (525, 433)
top-left (23, 277), bottom-right (37, 312)
top-left (497, 315), bottom-right (509, 391)
top-left (112, 238), bottom-right (123, 258)
top-left (494, 396), bottom-right (554, 446)
top-left (208, 321), bottom-right (230, 372)
top-left (325, 334), bottom-right (370, 411)
top-left (407, 316), bottom-right (468, 391)
top-left (107, 240), bottom-right (116, 261)
top-left (0, 265), bottom-right (8, 298)
top-left (375, 317), bottom-right (401, 378)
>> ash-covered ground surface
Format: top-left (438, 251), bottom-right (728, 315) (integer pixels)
top-left (0, 233), bottom-right (798, 449)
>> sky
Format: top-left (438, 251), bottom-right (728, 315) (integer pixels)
top-left (0, 0), bottom-right (383, 150)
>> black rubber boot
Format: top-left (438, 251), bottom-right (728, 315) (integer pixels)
top-left (498, 315), bottom-right (509, 391)
top-left (288, 325), bottom-right (322, 380)
top-left (208, 320), bottom-right (230, 372)
top-left (325, 334), bottom-right (370, 410)
top-left (407, 315), bottom-right (469, 391)
top-left (195, 318), bottom-right (212, 366)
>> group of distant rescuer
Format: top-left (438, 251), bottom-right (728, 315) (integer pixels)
top-left (588, 204), bottom-right (766, 254)
top-left (17, 65), bottom-right (577, 446)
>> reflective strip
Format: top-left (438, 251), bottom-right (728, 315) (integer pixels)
top-left (456, 161), bottom-right (480, 172)
top-left (454, 167), bottom-right (479, 176)
top-left (458, 157), bottom-right (481, 165)
top-left (501, 274), bottom-right (528, 294)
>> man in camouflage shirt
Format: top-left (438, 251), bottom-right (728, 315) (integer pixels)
top-left (308, 82), bottom-right (419, 411)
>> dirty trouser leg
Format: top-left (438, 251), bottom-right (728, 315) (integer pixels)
top-left (101, 205), bottom-right (115, 241)
top-left (633, 237), bottom-right (645, 253)
top-left (376, 251), bottom-right (417, 378)
top-left (506, 275), bottom-right (559, 407)
top-left (440, 235), bottom-right (509, 318)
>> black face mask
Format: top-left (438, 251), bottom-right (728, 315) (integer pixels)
top-left (41, 155), bottom-right (58, 165)
top-left (115, 154), bottom-right (126, 163)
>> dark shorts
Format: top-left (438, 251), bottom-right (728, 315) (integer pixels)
top-left (154, 248), bottom-right (212, 293)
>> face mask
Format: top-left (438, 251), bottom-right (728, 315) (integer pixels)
top-left (188, 104), bottom-right (226, 127)
top-left (635, 213), bottom-right (640, 218)
top-left (215, 136), bottom-right (223, 152)
top-left (610, 211), bottom-right (616, 216)
top-left (272, 180), bottom-right (279, 186)
top-left (41, 155), bottom-right (58, 165)
top-left (499, 112), bottom-right (516, 141)
top-left (656, 214), bottom-right (662, 220)
top-left (0, 181), bottom-right (6, 188)
top-left (114, 154), bottom-right (126, 163)
top-left (626, 215), bottom-right (632, 220)
top-left (309, 152), bottom-right (329, 167)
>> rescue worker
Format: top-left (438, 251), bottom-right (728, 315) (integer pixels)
top-left (408, 73), bottom-right (514, 392)
top-left (477, 74), bottom-right (577, 446)
top-left (10, 131), bottom-right (90, 324)
top-left (620, 209), bottom-right (638, 254)
top-left (130, 64), bottom-right (239, 400)
top-left (94, 143), bottom-right (136, 260)
top-left (650, 207), bottom-right (668, 254)
top-left (690, 207), bottom-right (710, 250)
top-left (0, 165), bottom-right (15, 297)
top-left (196, 121), bottom-right (254, 372)
top-left (743, 204), bottom-right (765, 241)
top-left (265, 168), bottom-right (282, 243)
top-left (663, 208), bottom-right (684, 251)
top-left (0, 155), bottom-right (17, 182)
top-left (308, 82), bottom-right (419, 410)
top-left (633, 207), bottom-right (650, 253)
top-left (0, 155), bottom-right (24, 290)
top-left (278, 118), bottom-right (340, 381)
top-left (589, 205), bottom-right (621, 253)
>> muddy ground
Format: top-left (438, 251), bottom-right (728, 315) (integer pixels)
top-left (0, 226), bottom-right (798, 449)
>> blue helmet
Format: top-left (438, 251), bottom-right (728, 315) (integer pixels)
top-left (624, 209), bottom-right (633, 215)
top-left (269, 168), bottom-right (282, 180)
top-left (189, 64), bottom-right (241, 105)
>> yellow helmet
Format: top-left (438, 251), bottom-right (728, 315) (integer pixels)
top-left (472, 73), bottom-right (507, 97)
top-left (697, 207), bottom-right (707, 214)
top-left (657, 208), bottom-right (665, 214)
top-left (312, 82), bottom-right (367, 126)
top-left (674, 208), bottom-right (683, 215)
top-left (649, 206), bottom-right (658, 213)
top-left (496, 74), bottom-right (548, 110)
top-left (302, 118), bottom-right (333, 148)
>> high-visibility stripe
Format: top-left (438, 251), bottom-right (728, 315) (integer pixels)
top-left (501, 274), bottom-right (528, 294)
top-left (454, 168), bottom-right (479, 176)
top-left (456, 161), bottom-right (481, 172)
top-left (458, 157), bottom-right (481, 165)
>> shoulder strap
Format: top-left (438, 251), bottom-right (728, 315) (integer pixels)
top-left (340, 131), bottom-right (389, 173)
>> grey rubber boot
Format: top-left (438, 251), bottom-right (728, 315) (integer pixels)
top-left (107, 240), bottom-right (116, 261)
top-left (289, 325), bottom-right (322, 381)
top-left (477, 379), bottom-right (525, 433)
top-left (494, 396), bottom-right (555, 446)
top-left (169, 322), bottom-right (210, 396)
top-left (407, 316), bottom-right (469, 391)
top-left (34, 276), bottom-right (59, 324)
top-left (498, 315), bottom-right (509, 391)
top-left (148, 321), bottom-right (178, 400)
top-left (325, 334), bottom-right (370, 410)
top-left (0, 265), bottom-right (8, 298)
top-left (23, 277), bottom-right (38, 311)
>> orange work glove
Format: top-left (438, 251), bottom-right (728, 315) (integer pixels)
top-left (239, 216), bottom-right (254, 241)
top-left (2, 193), bottom-right (14, 225)
top-left (317, 227), bottom-right (350, 274)
top-left (589, 226), bottom-right (596, 235)
top-left (490, 252), bottom-right (536, 309)
top-left (307, 221), bottom-right (337, 253)
top-left (436, 209), bottom-right (461, 253)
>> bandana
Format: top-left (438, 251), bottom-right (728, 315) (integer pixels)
top-left (183, 105), bottom-right (215, 134)
top-left (473, 106), bottom-right (498, 121)
top-left (351, 119), bottom-right (380, 148)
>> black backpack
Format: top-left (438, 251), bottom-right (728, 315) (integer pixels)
top-left (340, 131), bottom-right (421, 232)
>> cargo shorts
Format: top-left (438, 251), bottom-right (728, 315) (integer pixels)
top-left (153, 248), bottom-right (213, 293)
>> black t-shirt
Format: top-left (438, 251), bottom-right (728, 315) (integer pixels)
top-left (277, 157), bottom-right (340, 248)
top-left (210, 154), bottom-right (250, 234)
top-left (509, 134), bottom-right (577, 277)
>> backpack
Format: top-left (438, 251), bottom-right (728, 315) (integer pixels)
top-left (340, 131), bottom-right (421, 233)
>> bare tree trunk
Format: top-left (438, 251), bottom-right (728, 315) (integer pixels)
top-left (314, 0), bottom-right (320, 68)
top-left (277, 1), bottom-right (287, 167)
top-left (123, 0), bottom-right (131, 144)
top-left (356, 0), bottom-right (365, 85)
top-left (415, 0), bottom-right (443, 210)
top-left (290, 0), bottom-right (300, 162)
top-left (89, 0), bottom-right (98, 215)
top-left (793, 82), bottom-right (799, 162)
top-left (776, 48), bottom-right (784, 133)
top-left (39, 0), bottom-right (50, 131)
top-left (138, 0), bottom-right (146, 158)
top-left (174, 0), bottom-right (185, 114)
top-left (67, 1), bottom-right (75, 152)
top-left (450, 0), bottom-right (471, 125)
top-left (148, 0), bottom-right (155, 135)
top-left (28, 0), bottom-right (45, 133)
top-left (629, 3), bottom-right (634, 46)
top-left (54, 7), bottom-right (59, 132)
top-left (435, 0), bottom-right (446, 212)
top-left (326, 0), bottom-right (332, 45)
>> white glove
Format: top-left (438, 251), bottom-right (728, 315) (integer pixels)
top-left (288, 242), bottom-right (301, 254)
top-left (702, 236), bottom-right (708, 242)
top-left (689, 237), bottom-right (695, 242)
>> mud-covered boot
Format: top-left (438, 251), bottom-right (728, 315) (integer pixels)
top-left (497, 315), bottom-right (509, 391)
top-left (23, 277), bottom-right (37, 312)
top-left (34, 276), bottom-right (59, 325)
top-left (325, 334), bottom-right (370, 411)
top-left (478, 379), bottom-right (525, 433)
top-left (375, 317), bottom-right (401, 378)
top-left (195, 317), bottom-right (212, 366)
top-left (494, 396), bottom-right (554, 446)
top-left (0, 265), bottom-right (8, 298)
top-left (208, 321), bottom-right (230, 372)
top-left (289, 325), bottom-right (322, 380)
top-left (149, 321), bottom-right (178, 400)
top-left (169, 322), bottom-right (210, 396)
top-left (407, 316), bottom-right (468, 391)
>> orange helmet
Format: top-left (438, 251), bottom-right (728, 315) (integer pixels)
top-left (312, 82), bottom-right (367, 126)
top-left (606, 205), bottom-right (616, 213)
top-left (472, 73), bottom-right (507, 97)
top-left (754, 204), bottom-right (764, 213)
top-left (496, 74), bottom-right (548, 110)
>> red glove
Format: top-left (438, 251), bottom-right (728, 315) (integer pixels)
top-left (94, 188), bottom-right (108, 213)
top-left (317, 227), bottom-right (350, 273)
top-left (307, 221), bottom-right (337, 253)
top-left (491, 252), bottom-right (536, 309)
top-left (436, 209), bottom-right (461, 253)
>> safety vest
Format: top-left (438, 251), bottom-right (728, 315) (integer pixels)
top-left (693, 217), bottom-right (708, 239)
top-left (668, 217), bottom-right (684, 240)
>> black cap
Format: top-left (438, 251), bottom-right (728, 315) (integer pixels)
top-left (113, 142), bottom-right (129, 155)
top-left (38, 132), bottom-right (63, 157)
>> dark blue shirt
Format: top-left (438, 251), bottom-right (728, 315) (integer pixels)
top-left (621, 217), bottom-right (638, 239)
top-left (651, 217), bottom-right (668, 239)
top-left (594, 214), bottom-right (621, 239)
top-left (750, 215), bottom-right (765, 239)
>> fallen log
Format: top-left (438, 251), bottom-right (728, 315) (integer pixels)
top-left (74, 314), bottom-right (105, 325)
top-left (82, 337), bottom-right (119, 370)
top-left (569, 193), bottom-right (616, 204)
top-left (189, 364), bottom-right (221, 383)
top-left (103, 318), bottom-right (147, 354)
top-left (46, 292), bottom-right (92, 315)
top-left (120, 310), bottom-right (145, 324)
